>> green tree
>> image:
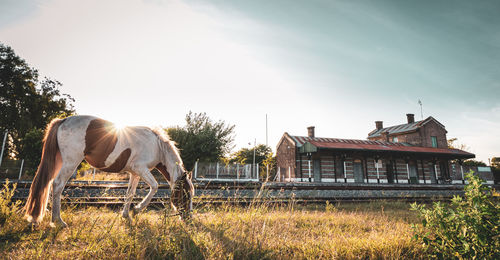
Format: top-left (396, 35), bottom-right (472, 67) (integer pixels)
top-left (230, 144), bottom-right (272, 165)
top-left (463, 160), bottom-right (487, 167)
top-left (261, 152), bottom-right (277, 181)
top-left (17, 128), bottom-right (44, 172)
top-left (166, 111), bottom-right (235, 171)
top-left (0, 43), bottom-right (74, 164)
top-left (447, 137), bottom-right (470, 151)
top-left (491, 157), bottom-right (500, 168)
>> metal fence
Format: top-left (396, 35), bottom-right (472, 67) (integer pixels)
top-left (0, 159), bottom-right (29, 180)
top-left (194, 162), bottom-right (260, 182)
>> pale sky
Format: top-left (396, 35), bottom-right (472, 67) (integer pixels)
top-left (1, 0), bottom-right (499, 163)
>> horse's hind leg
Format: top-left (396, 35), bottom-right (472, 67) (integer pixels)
top-left (132, 167), bottom-right (158, 213)
top-left (122, 173), bottom-right (140, 219)
top-left (51, 159), bottom-right (81, 228)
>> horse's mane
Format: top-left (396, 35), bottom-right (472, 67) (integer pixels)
top-left (150, 127), bottom-right (183, 167)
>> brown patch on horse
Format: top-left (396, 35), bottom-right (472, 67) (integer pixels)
top-left (155, 163), bottom-right (170, 181)
top-left (101, 148), bottom-right (131, 172)
top-left (84, 119), bottom-right (118, 168)
top-left (25, 118), bottom-right (66, 223)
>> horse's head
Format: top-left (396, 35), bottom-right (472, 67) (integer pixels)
top-left (171, 171), bottom-right (194, 220)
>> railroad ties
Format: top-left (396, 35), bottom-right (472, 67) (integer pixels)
top-left (4, 180), bottom-right (470, 206)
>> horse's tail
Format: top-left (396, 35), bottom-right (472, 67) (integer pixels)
top-left (25, 118), bottom-right (65, 224)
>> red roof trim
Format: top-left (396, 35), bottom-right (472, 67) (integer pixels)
top-left (289, 135), bottom-right (474, 158)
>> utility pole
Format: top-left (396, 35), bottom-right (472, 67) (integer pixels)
top-left (418, 99), bottom-right (423, 120)
top-left (265, 114), bottom-right (268, 147)
top-left (252, 138), bottom-right (256, 178)
top-left (0, 130), bottom-right (8, 168)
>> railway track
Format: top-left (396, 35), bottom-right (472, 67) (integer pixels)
top-left (2, 179), bottom-right (477, 206)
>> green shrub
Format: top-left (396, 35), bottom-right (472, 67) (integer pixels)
top-left (0, 179), bottom-right (23, 227)
top-left (411, 172), bottom-right (500, 259)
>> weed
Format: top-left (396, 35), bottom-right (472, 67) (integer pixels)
top-left (412, 172), bottom-right (500, 259)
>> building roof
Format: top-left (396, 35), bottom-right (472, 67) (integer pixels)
top-left (367, 116), bottom-right (445, 138)
top-left (288, 134), bottom-right (474, 159)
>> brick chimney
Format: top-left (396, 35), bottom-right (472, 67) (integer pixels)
top-left (307, 126), bottom-right (315, 138)
top-left (375, 121), bottom-right (383, 130)
top-left (406, 113), bottom-right (415, 123)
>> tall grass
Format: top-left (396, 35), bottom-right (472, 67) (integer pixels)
top-left (0, 198), bottom-right (425, 259)
top-left (0, 179), bottom-right (427, 259)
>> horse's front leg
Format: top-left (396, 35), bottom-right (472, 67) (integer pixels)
top-left (132, 168), bottom-right (158, 214)
top-left (51, 161), bottom-right (80, 228)
top-left (122, 173), bottom-right (139, 220)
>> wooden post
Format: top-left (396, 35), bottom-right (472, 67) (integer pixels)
top-left (236, 164), bottom-right (239, 180)
top-left (375, 159), bottom-right (380, 184)
top-left (216, 162), bottom-right (219, 180)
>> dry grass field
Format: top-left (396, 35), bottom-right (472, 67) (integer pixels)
top-left (0, 197), bottom-right (425, 259)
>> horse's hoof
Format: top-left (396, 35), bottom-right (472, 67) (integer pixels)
top-left (50, 221), bottom-right (68, 228)
top-left (28, 221), bottom-right (38, 230)
top-left (122, 212), bottom-right (133, 222)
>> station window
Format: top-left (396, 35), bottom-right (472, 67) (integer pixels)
top-left (431, 136), bottom-right (438, 148)
top-left (392, 137), bottom-right (398, 142)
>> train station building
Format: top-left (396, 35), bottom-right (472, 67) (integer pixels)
top-left (276, 114), bottom-right (494, 184)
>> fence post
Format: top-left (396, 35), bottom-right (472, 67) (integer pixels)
top-left (18, 159), bottom-right (24, 180)
top-left (461, 165), bottom-right (465, 184)
top-left (266, 164), bottom-right (269, 181)
top-left (194, 160), bottom-right (198, 179)
top-left (237, 164), bottom-right (239, 180)
top-left (216, 162), bottom-right (219, 180)
top-left (0, 129), bottom-right (8, 168)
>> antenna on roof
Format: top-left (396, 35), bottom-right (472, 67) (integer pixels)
top-left (418, 99), bottom-right (423, 120)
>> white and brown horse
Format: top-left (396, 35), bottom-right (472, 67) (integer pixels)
top-left (24, 115), bottom-right (194, 227)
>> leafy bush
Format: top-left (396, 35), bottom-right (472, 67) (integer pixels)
top-left (411, 172), bottom-right (500, 259)
top-left (0, 179), bottom-right (22, 226)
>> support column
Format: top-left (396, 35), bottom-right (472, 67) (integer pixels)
top-left (333, 154), bottom-right (337, 183)
top-left (394, 160), bottom-right (399, 184)
top-left (374, 159), bottom-right (380, 184)
top-left (460, 160), bottom-right (465, 184)
top-left (420, 160), bottom-right (426, 184)
top-left (363, 156), bottom-right (368, 183)
top-left (343, 160), bottom-right (347, 183)
top-left (406, 162), bottom-right (410, 183)
top-left (434, 163), bottom-right (438, 184)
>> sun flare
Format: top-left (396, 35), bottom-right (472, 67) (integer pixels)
top-left (113, 121), bottom-right (128, 132)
